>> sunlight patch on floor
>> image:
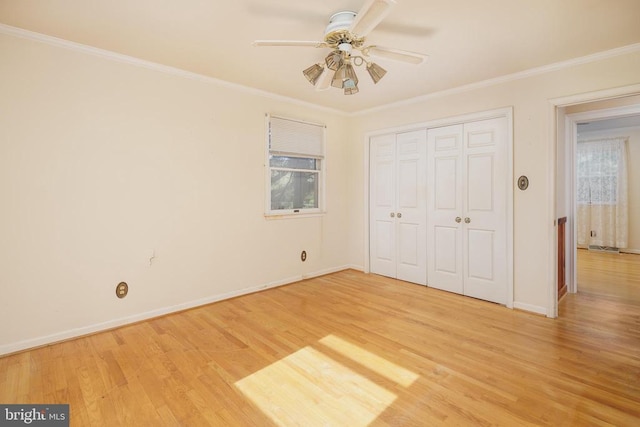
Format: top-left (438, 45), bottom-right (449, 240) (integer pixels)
top-left (235, 334), bottom-right (418, 426)
top-left (318, 334), bottom-right (419, 387)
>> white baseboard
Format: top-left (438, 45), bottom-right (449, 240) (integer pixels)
top-left (0, 265), bottom-right (355, 356)
top-left (621, 248), bottom-right (640, 255)
top-left (513, 301), bottom-right (547, 316)
top-left (580, 246), bottom-right (640, 255)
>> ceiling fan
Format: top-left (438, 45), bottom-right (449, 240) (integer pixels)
top-left (253, 0), bottom-right (428, 95)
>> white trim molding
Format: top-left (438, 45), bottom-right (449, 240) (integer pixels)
top-left (0, 265), bottom-right (356, 356)
top-left (0, 23), bottom-right (344, 116)
top-left (513, 302), bottom-right (547, 316)
top-left (355, 44), bottom-right (640, 116)
top-left (548, 83), bottom-right (640, 319)
top-left (2, 23), bottom-right (640, 116)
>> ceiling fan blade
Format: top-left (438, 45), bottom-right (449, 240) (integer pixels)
top-left (252, 40), bottom-right (327, 48)
top-left (349, 0), bottom-right (396, 37)
top-left (315, 67), bottom-right (333, 91)
top-left (366, 46), bottom-right (427, 64)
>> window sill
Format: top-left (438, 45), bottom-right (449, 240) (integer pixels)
top-left (264, 211), bottom-right (326, 220)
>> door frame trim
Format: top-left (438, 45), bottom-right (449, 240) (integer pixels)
top-left (364, 107), bottom-right (514, 308)
top-left (548, 83), bottom-right (640, 318)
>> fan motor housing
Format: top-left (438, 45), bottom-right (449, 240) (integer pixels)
top-left (324, 11), bottom-right (364, 49)
top-left (325, 11), bottom-right (356, 35)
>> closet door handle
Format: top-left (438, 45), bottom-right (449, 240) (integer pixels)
top-left (390, 212), bottom-right (395, 218)
top-left (397, 213), bottom-right (402, 218)
top-left (465, 217), bottom-right (471, 224)
top-left (455, 217), bottom-right (462, 223)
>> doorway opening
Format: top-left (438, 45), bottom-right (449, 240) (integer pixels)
top-left (555, 94), bottom-right (640, 317)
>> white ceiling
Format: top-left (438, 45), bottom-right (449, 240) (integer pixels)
top-left (2, 0), bottom-right (640, 113)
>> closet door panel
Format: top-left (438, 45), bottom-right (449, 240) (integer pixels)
top-left (466, 229), bottom-right (494, 281)
top-left (427, 125), bottom-right (464, 294)
top-left (369, 130), bottom-right (427, 285)
top-left (434, 226), bottom-right (458, 274)
top-left (370, 134), bottom-right (397, 278)
top-left (427, 117), bottom-right (509, 305)
top-left (398, 222), bottom-right (419, 266)
top-left (467, 154), bottom-right (494, 211)
top-left (396, 130), bottom-right (427, 285)
top-left (463, 117), bottom-right (508, 304)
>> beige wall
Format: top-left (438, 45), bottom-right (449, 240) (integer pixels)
top-left (3, 28), bottom-right (640, 354)
top-left (577, 126), bottom-right (640, 252)
top-left (0, 33), bottom-right (352, 354)
top-left (348, 50), bottom-right (640, 312)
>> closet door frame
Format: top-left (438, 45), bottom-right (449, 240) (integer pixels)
top-left (364, 107), bottom-right (514, 309)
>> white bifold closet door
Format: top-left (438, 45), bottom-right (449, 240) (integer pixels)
top-left (370, 130), bottom-right (427, 285)
top-left (426, 118), bottom-right (508, 304)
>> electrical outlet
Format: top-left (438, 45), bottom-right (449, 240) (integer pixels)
top-left (301, 250), bottom-right (307, 262)
top-left (116, 282), bottom-right (128, 299)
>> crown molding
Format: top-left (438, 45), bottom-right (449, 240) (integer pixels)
top-left (0, 23), bottom-right (347, 116)
top-left (2, 23), bottom-right (640, 117)
top-left (352, 43), bottom-right (640, 116)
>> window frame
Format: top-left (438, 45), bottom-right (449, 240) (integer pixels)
top-left (264, 114), bottom-right (326, 218)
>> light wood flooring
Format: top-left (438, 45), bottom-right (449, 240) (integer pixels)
top-left (1, 252), bottom-right (639, 426)
top-left (575, 248), bottom-right (640, 302)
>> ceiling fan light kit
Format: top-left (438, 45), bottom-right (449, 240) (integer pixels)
top-left (331, 61), bottom-right (359, 93)
top-left (253, 0), bottom-right (427, 95)
top-left (303, 63), bottom-right (325, 85)
top-left (366, 62), bottom-right (387, 84)
top-left (325, 51), bottom-right (344, 71)
top-left (344, 86), bottom-right (360, 95)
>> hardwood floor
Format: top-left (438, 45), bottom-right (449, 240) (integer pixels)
top-left (576, 248), bottom-right (640, 302)
top-left (1, 257), bottom-right (639, 426)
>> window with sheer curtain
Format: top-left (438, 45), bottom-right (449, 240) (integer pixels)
top-left (576, 137), bottom-right (628, 248)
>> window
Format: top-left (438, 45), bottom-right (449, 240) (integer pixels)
top-left (576, 138), bottom-right (626, 205)
top-left (575, 136), bottom-right (629, 249)
top-left (266, 115), bottom-right (325, 215)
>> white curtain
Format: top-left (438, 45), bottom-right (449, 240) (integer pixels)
top-left (576, 137), bottom-right (628, 248)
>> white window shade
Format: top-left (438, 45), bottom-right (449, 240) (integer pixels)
top-left (269, 116), bottom-right (325, 158)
